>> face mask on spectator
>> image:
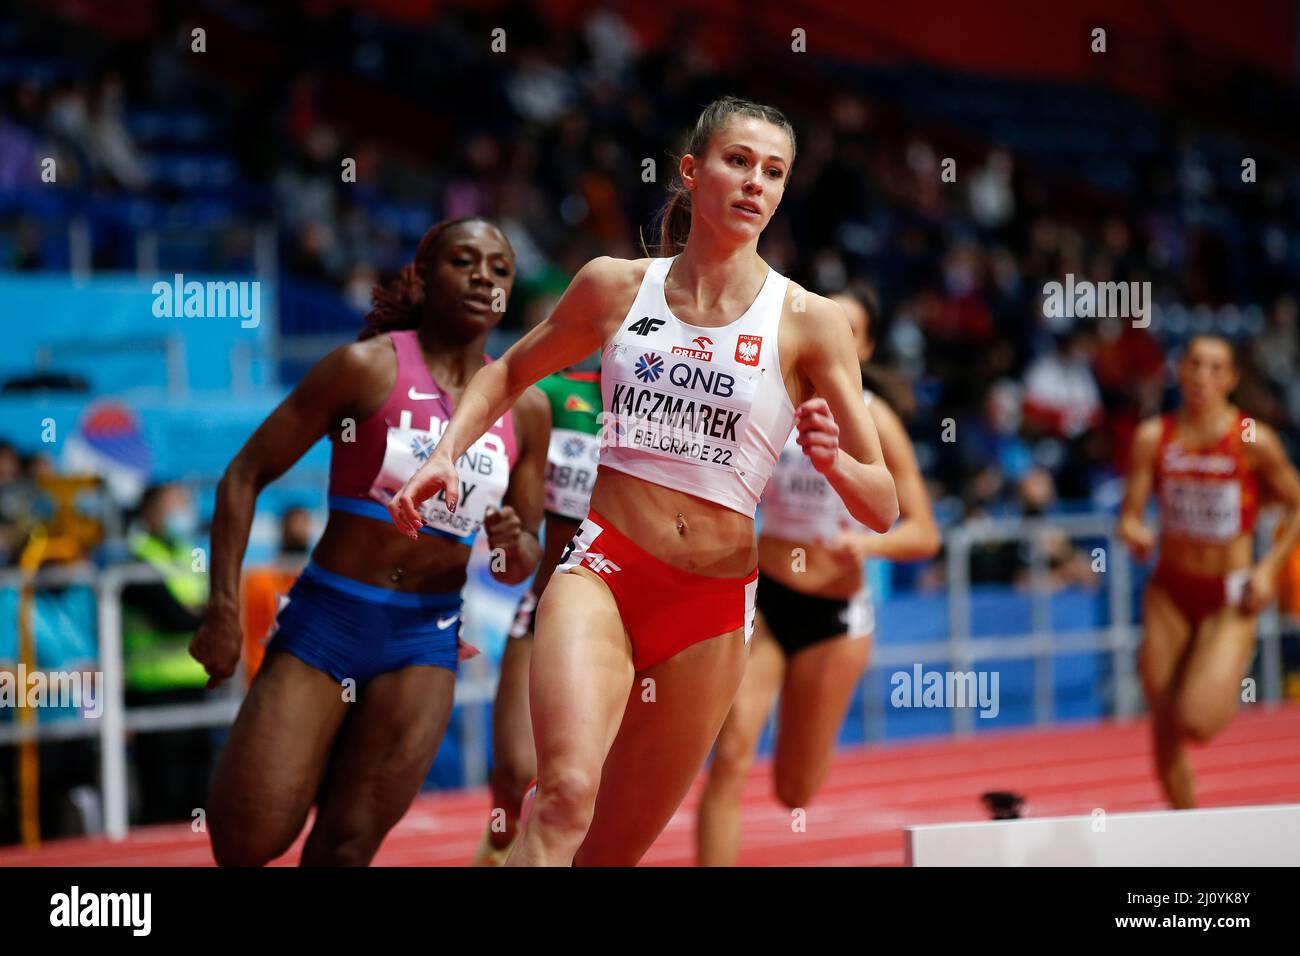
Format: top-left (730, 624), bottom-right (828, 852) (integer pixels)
top-left (162, 507), bottom-right (198, 542)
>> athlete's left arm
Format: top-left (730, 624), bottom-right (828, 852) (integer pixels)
top-left (484, 385), bottom-right (550, 586)
top-left (830, 397), bottom-right (941, 562)
top-left (793, 294), bottom-right (899, 533)
top-left (1244, 424), bottom-right (1300, 613)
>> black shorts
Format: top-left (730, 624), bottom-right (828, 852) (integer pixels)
top-left (755, 573), bottom-right (873, 657)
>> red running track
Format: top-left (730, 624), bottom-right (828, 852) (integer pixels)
top-left (3, 704), bottom-right (1298, 867)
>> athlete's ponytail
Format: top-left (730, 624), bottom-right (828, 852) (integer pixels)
top-left (650, 185), bottom-right (693, 259)
top-left (358, 216), bottom-right (511, 341)
top-left (648, 96), bottom-right (797, 257)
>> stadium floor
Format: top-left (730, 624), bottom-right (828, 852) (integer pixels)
top-left (3, 703), bottom-right (1297, 866)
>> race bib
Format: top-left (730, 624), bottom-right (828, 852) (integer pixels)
top-left (602, 345), bottom-right (758, 473)
top-left (1161, 477), bottom-right (1241, 542)
top-left (369, 422), bottom-right (510, 542)
top-left (545, 427), bottom-right (600, 520)
top-left (761, 442), bottom-right (853, 545)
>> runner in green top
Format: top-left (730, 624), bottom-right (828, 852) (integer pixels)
top-left (473, 365), bottom-right (601, 865)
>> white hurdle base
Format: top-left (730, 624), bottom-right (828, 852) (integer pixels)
top-left (905, 803), bottom-right (1300, 866)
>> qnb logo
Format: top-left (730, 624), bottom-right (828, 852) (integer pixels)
top-left (583, 552), bottom-right (622, 575)
top-left (628, 316), bottom-right (665, 336)
top-left (50, 886), bottom-right (151, 936)
top-left (671, 335), bottom-right (714, 361)
top-left (668, 363), bottom-right (735, 397)
top-left (634, 352), bottom-right (665, 383)
top-left (409, 434), bottom-right (436, 462)
top-left (562, 436), bottom-right (586, 459)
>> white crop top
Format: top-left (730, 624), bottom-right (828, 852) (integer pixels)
top-left (759, 390), bottom-right (874, 544)
top-left (598, 256), bottom-right (796, 517)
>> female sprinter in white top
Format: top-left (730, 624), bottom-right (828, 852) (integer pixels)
top-left (389, 96), bottom-right (899, 865)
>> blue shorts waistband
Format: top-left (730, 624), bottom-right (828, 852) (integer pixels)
top-left (300, 561), bottom-right (462, 610)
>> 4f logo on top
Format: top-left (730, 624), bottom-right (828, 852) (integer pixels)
top-left (735, 334), bottom-right (762, 366)
top-left (629, 316), bottom-right (665, 336)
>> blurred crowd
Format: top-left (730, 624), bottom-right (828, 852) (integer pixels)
top-left (2, 1), bottom-right (1300, 532)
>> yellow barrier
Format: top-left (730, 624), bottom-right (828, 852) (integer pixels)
top-left (11, 475), bottom-right (101, 848)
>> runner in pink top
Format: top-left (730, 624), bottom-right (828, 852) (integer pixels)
top-left (328, 326), bottom-right (518, 546)
top-left (191, 217), bottom-right (550, 866)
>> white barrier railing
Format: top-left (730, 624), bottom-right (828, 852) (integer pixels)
top-left (857, 510), bottom-right (1289, 739)
top-left (0, 560), bottom-right (498, 842)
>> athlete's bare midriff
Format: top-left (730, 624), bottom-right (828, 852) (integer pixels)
top-left (588, 466), bottom-right (759, 578)
top-left (757, 535), bottom-right (862, 598)
top-left (312, 510), bottom-right (473, 593)
top-left (1156, 532), bottom-right (1253, 579)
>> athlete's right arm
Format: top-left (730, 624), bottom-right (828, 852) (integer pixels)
top-left (191, 343), bottom-right (384, 687)
top-left (1117, 417), bottom-right (1161, 563)
top-left (389, 257), bottom-right (626, 538)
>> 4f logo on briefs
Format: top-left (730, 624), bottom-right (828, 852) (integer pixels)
top-left (583, 552), bottom-right (621, 575)
top-left (735, 334), bottom-right (762, 366)
top-left (629, 316), bottom-right (665, 336)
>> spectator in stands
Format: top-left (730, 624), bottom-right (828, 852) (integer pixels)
top-left (0, 82), bottom-right (43, 191)
top-left (88, 71), bottom-right (149, 191)
top-left (962, 466), bottom-right (1021, 584)
top-left (44, 79), bottom-right (94, 187)
top-left (1253, 294), bottom-right (1298, 415)
top-left (4, 0), bottom-right (1299, 525)
top-left (968, 147), bottom-right (1015, 235)
top-left (1022, 327), bottom-right (1103, 440)
top-left (239, 507), bottom-right (314, 686)
top-left (1012, 467), bottom-right (1099, 591)
top-left (962, 379), bottom-right (1033, 486)
top-left (120, 482), bottom-right (214, 825)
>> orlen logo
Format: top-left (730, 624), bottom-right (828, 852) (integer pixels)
top-left (583, 552), bottom-right (622, 574)
top-left (735, 334), bottom-right (762, 366)
top-left (671, 335), bottom-right (714, 361)
top-left (634, 352), bottom-right (665, 382)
